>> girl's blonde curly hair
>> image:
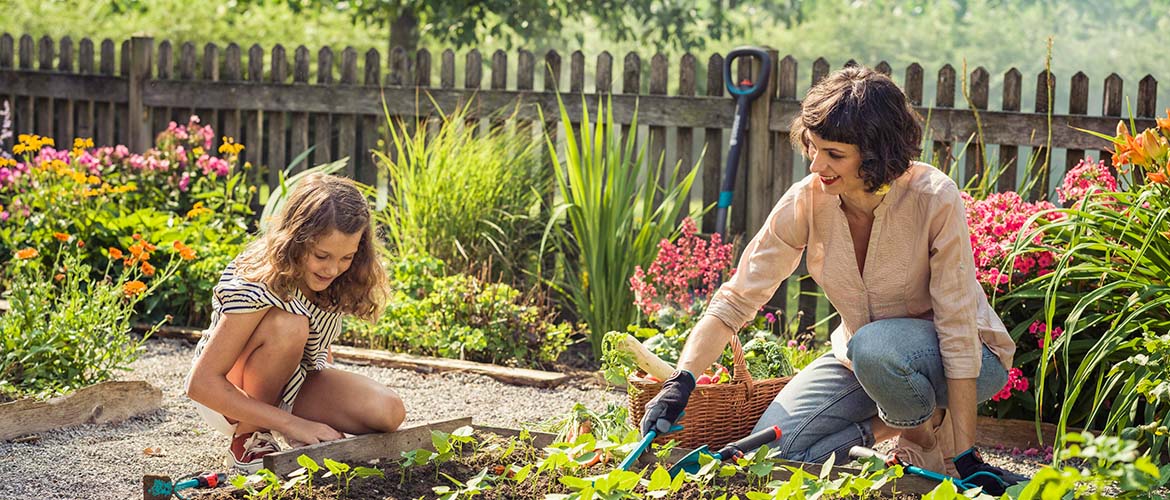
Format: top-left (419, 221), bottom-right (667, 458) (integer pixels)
top-left (235, 172), bottom-right (387, 322)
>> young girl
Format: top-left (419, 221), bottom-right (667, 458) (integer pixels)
top-left (186, 172), bottom-right (405, 472)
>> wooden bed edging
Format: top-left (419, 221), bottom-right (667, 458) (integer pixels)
top-left (0, 380), bottom-right (162, 441)
top-left (263, 417), bottom-right (473, 476)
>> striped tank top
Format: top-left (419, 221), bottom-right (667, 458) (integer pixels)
top-left (191, 261), bottom-right (344, 409)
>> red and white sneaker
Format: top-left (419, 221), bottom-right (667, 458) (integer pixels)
top-left (229, 431), bottom-right (281, 473)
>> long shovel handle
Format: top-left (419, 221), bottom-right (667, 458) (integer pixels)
top-left (717, 425), bottom-right (783, 460)
top-left (848, 446), bottom-right (975, 491)
top-left (715, 47), bottom-right (772, 238)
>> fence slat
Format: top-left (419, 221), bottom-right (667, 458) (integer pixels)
top-left (811, 57), bottom-right (829, 87)
top-left (998, 68), bottom-right (1022, 192)
top-left (36, 36), bottom-right (54, 139)
top-left (267, 44), bottom-right (287, 186)
top-left (649, 53), bottom-right (668, 206)
top-left (964, 67), bottom-right (989, 184)
top-left (243, 44), bottom-right (263, 178)
top-left (1031, 70), bottom-right (1054, 200)
top-left (389, 47), bottom-right (408, 86)
top-left (415, 48), bottom-right (430, 87)
top-left (127, 37), bottom-right (151, 153)
top-left (1138, 75), bottom-right (1158, 118)
top-left (202, 43), bottom-right (221, 151)
top-left (773, 54), bottom-right (799, 319)
top-left (875, 60), bottom-right (891, 76)
top-left (933, 64), bottom-right (956, 171)
top-left (701, 53), bottom-right (723, 234)
top-left (0, 34), bottom-right (12, 69)
top-left (96, 39), bottom-right (114, 146)
top-left (117, 40), bottom-right (131, 146)
top-left (221, 44), bottom-right (242, 151)
top-left (77, 38), bottom-right (95, 139)
top-left (543, 49), bottom-right (562, 204)
top-left (746, 48), bottom-right (778, 237)
top-left (676, 53), bottom-right (696, 224)
top-left (59, 36), bottom-right (75, 140)
top-left (570, 51), bottom-right (584, 93)
top-left (358, 48), bottom-right (381, 185)
top-left (596, 51), bottom-right (612, 94)
top-left (152, 40), bottom-right (172, 138)
top-left (464, 49), bottom-right (482, 89)
top-left (904, 63), bottom-right (923, 105)
top-left (1066, 71), bottom-right (1089, 171)
top-left (38, 35), bottom-right (53, 70)
top-left (337, 47), bottom-right (357, 178)
top-left (19, 35), bottom-right (32, 69)
top-left (517, 49), bottom-right (534, 91)
top-left (312, 47), bottom-right (334, 166)
top-left (491, 49), bottom-right (507, 90)
top-left (440, 49), bottom-right (454, 88)
top-left (1101, 73), bottom-right (1123, 174)
top-left (180, 42), bottom-right (195, 80)
top-left (621, 52), bottom-right (640, 152)
top-left (288, 46), bottom-right (310, 175)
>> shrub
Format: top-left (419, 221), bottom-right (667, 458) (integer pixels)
top-left (345, 254), bottom-right (575, 369)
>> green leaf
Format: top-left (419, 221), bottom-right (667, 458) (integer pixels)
top-left (647, 465), bottom-right (672, 491)
top-left (296, 454), bottom-right (320, 472)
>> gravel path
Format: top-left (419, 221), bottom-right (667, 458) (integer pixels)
top-left (0, 338), bottom-right (626, 500)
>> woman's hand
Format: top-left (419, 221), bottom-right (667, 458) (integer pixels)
top-left (281, 416), bottom-right (345, 446)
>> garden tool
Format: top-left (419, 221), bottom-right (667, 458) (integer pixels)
top-left (848, 446), bottom-right (978, 491)
top-left (619, 412), bottom-right (685, 471)
top-left (714, 46), bottom-right (773, 238)
top-left (143, 472), bottom-right (227, 500)
top-left (667, 425), bottom-right (782, 477)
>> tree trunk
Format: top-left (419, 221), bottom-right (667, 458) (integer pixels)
top-left (389, 10), bottom-right (419, 58)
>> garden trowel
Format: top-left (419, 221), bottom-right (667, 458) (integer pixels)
top-left (618, 411), bottom-right (686, 471)
top-left (668, 425), bottom-right (782, 477)
top-left (849, 446), bottom-right (978, 491)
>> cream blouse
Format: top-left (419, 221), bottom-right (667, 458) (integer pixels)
top-left (705, 162), bottom-right (1015, 378)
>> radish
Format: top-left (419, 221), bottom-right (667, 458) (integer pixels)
top-left (696, 374), bottom-right (714, 385)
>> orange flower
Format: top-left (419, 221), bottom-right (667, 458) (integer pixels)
top-left (132, 233), bottom-right (142, 241)
top-left (76, 240), bottom-right (85, 248)
top-left (143, 241), bottom-right (157, 252)
top-left (53, 232), bottom-right (70, 242)
top-left (174, 241), bottom-right (197, 261)
top-left (1158, 109), bottom-right (1170, 136)
top-left (123, 280), bottom-right (147, 296)
top-left (141, 261), bottom-right (156, 276)
top-left (54, 273), bottom-right (65, 281)
top-left (1148, 171), bottom-right (1169, 185)
top-left (109, 247), bottom-right (124, 260)
top-left (15, 248), bottom-right (38, 259)
top-left (128, 242), bottom-right (144, 257)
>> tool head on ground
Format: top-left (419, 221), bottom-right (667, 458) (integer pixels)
top-left (668, 425), bottom-right (782, 477)
top-left (849, 446), bottom-right (977, 491)
top-left (143, 472), bottom-right (227, 500)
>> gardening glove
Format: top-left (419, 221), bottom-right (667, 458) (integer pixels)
top-left (953, 447), bottom-right (1029, 496)
top-left (640, 369), bottom-right (695, 437)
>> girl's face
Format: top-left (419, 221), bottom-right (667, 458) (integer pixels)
top-left (301, 229), bottom-right (363, 292)
top-left (806, 131), bottom-right (866, 197)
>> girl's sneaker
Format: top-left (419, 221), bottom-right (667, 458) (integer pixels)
top-left (229, 431), bottom-right (281, 473)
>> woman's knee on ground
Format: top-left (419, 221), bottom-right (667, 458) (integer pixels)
top-left (368, 389), bottom-right (405, 432)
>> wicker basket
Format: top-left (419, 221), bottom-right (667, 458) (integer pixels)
top-left (627, 335), bottom-right (792, 450)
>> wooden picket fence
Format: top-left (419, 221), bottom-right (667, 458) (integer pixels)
top-left (0, 33), bottom-right (1163, 333)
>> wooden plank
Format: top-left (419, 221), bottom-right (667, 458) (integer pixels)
top-left (267, 44), bottom-right (288, 186)
top-left (516, 48), bottom-right (534, 91)
top-left (36, 36), bottom-right (54, 139)
top-left (811, 57), bottom-right (829, 87)
top-left (357, 48), bottom-right (381, 186)
top-left (221, 43), bottom-right (242, 148)
top-left (904, 62), bottom-right (924, 106)
top-left (1137, 75), bottom-right (1157, 118)
top-left (389, 46), bottom-right (410, 87)
top-left (331, 345), bottom-right (571, 387)
top-left (596, 51), bottom-right (612, 94)
top-left (244, 44), bottom-right (263, 188)
top-left (127, 37), bottom-right (152, 153)
top-left (77, 38), bottom-right (95, 139)
top-left (975, 415), bottom-right (1066, 450)
top-left (489, 49), bottom-right (507, 130)
top-left (97, 39), bottom-right (114, 146)
top-left (1101, 73), bottom-right (1123, 175)
top-left (415, 48), bottom-right (430, 87)
top-left (621, 51), bottom-right (639, 147)
top-left (152, 40), bottom-right (172, 136)
top-left (701, 53), bottom-right (723, 234)
top-left (1066, 71), bottom-right (1089, 172)
top-left (440, 49), bottom-right (454, 88)
top-left (771, 55), bottom-right (798, 313)
top-left (649, 52), bottom-right (668, 207)
top-left (998, 68), bottom-right (1022, 192)
top-left (263, 418), bottom-right (472, 476)
top-left (543, 49), bottom-right (561, 204)
top-left (933, 64), bottom-right (956, 171)
top-left (1031, 70), bottom-right (1054, 201)
top-left (676, 53), bottom-right (696, 224)
top-left (200, 43), bottom-right (220, 150)
top-left (312, 46), bottom-right (334, 165)
top-left (58, 36), bottom-right (74, 140)
top-left (874, 60), bottom-right (891, 76)
top-left (464, 49), bottom-right (482, 132)
top-left (570, 50), bottom-right (585, 94)
top-left (336, 47), bottom-right (358, 178)
top-left (963, 67), bottom-right (989, 185)
top-left (746, 48), bottom-right (778, 237)
top-left (0, 381), bottom-right (162, 441)
top-left (0, 34), bottom-right (12, 69)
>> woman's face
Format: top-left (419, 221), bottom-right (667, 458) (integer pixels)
top-left (301, 229), bottom-right (362, 292)
top-left (806, 131), bottom-right (866, 197)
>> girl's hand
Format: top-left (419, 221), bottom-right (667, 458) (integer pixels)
top-left (282, 417), bottom-right (344, 446)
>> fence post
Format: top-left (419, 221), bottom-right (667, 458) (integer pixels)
top-left (745, 47), bottom-right (778, 237)
top-left (128, 36), bottom-right (153, 152)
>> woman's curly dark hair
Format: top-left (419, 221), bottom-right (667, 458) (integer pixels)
top-left (791, 66), bottom-right (923, 193)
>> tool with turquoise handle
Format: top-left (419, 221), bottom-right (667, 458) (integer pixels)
top-left (667, 425), bottom-right (782, 477)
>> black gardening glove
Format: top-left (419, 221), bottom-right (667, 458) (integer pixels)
top-left (640, 370), bottom-right (695, 437)
top-left (953, 447), bottom-right (1029, 496)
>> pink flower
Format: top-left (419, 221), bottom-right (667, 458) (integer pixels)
top-left (787, 339), bottom-right (798, 347)
top-left (178, 172), bottom-right (192, 192)
top-left (964, 191), bottom-right (1058, 292)
top-left (1057, 159), bottom-right (1118, 205)
top-left (765, 312), bottom-right (776, 324)
top-left (630, 218), bottom-right (735, 316)
top-left (991, 367), bottom-right (1029, 401)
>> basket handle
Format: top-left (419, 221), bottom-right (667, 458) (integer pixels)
top-left (729, 335), bottom-right (756, 400)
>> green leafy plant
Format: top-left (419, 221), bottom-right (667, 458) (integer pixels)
top-left (1011, 431), bottom-right (1170, 500)
top-left (322, 457), bottom-right (384, 496)
top-left (539, 94), bottom-right (700, 357)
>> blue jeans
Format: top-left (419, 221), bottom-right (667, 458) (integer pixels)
top-left (751, 318), bottom-right (1008, 464)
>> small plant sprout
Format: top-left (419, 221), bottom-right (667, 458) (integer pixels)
top-left (286, 454), bottom-right (320, 491)
top-left (322, 457), bottom-right (384, 496)
top-left (230, 468), bottom-right (280, 500)
top-left (433, 468), bottom-right (493, 499)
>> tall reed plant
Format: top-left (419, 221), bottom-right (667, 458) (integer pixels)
top-left (998, 184), bottom-right (1170, 456)
top-left (373, 100), bottom-right (549, 282)
top-left (540, 95), bottom-right (699, 356)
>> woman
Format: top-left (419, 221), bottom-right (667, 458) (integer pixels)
top-left (641, 66), bottom-right (1026, 494)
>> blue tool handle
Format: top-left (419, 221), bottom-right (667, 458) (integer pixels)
top-left (848, 446), bottom-right (975, 490)
top-left (621, 413), bottom-right (685, 471)
top-left (723, 47), bottom-right (772, 98)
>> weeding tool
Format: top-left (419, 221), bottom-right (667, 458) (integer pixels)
top-left (618, 412), bottom-right (685, 471)
top-left (849, 446), bottom-right (978, 491)
top-left (143, 472), bottom-right (227, 500)
top-left (667, 425), bottom-right (782, 477)
top-left (714, 46), bottom-right (773, 238)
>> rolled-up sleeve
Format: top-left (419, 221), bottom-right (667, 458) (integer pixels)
top-left (927, 181), bottom-right (983, 378)
top-left (705, 184), bottom-right (808, 331)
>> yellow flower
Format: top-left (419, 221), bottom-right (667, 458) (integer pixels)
top-left (15, 247), bottom-right (38, 259)
top-left (185, 201), bottom-right (213, 219)
top-left (87, 175), bottom-right (100, 185)
top-left (218, 137), bottom-right (245, 156)
top-left (73, 138), bottom-right (94, 149)
top-left (123, 280), bottom-right (147, 296)
top-left (0, 157), bottom-right (15, 168)
top-left (192, 147), bottom-right (204, 157)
